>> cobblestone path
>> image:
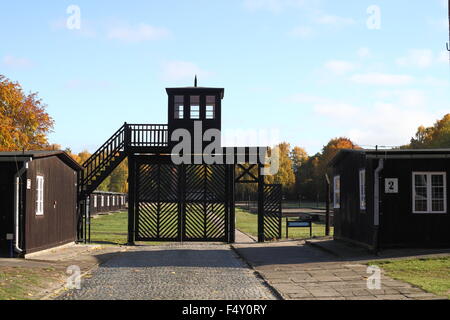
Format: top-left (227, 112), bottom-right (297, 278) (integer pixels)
top-left (59, 244), bottom-right (277, 300)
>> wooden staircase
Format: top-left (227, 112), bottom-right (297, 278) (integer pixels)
top-left (79, 124), bottom-right (127, 199)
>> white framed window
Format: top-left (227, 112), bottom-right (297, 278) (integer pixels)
top-left (101, 196), bottom-right (104, 207)
top-left (333, 175), bottom-right (340, 209)
top-left (36, 176), bottom-right (44, 216)
top-left (412, 172), bottom-right (447, 214)
top-left (206, 96), bottom-right (216, 119)
top-left (190, 96), bottom-right (200, 119)
top-left (174, 95), bottom-right (184, 119)
top-left (359, 169), bottom-right (366, 210)
top-left (93, 195), bottom-right (97, 208)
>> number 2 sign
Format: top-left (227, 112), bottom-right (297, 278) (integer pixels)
top-left (385, 178), bottom-right (399, 194)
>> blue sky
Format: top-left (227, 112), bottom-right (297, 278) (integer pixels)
top-left (0, 0), bottom-right (449, 154)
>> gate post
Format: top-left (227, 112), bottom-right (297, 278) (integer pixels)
top-left (228, 164), bottom-right (236, 244)
top-left (127, 155), bottom-right (136, 245)
top-left (257, 163), bottom-right (265, 243)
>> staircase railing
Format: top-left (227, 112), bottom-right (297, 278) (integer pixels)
top-left (79, 123), bottom-right (170, 196)
top-left (80, 124), bottom-right (126, 191)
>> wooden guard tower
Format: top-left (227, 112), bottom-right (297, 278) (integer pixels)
top-left (78, 81), bottom-right (282, 244)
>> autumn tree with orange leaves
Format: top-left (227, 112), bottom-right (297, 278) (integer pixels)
top-left (0, 75), bottom-right (54, 151)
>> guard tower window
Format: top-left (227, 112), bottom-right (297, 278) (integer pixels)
top-left (206, 96), bottom-right (216, 119)
top-left (174, 95), bottom-right (184, 119)
top-left (190, 96), bottom-right (200, 119)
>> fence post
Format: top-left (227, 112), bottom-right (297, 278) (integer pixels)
top-left (257, 163), bottom-right (265, 243)
top-left (325, 174), bottom-right (331, 236)
top-left (127, 155), bottom-right (136, 245)
top-left (124, 122), bottom-right (130, 151)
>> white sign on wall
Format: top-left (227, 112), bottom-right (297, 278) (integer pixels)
top-left (385, 178), bottom-right (399, 194)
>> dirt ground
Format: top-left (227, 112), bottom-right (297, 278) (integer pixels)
top-left (0, 244), bottom-right (127, 300)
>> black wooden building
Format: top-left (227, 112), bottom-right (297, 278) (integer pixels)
top-left (0, 151), bottom-right (82, 256)
top-left (89, 191), bottom-right (128, 215)
top-left (330, 149), bottom-right (450, 250)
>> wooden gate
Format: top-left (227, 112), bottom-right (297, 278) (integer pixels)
top-left (262, 184), bottom-right (282, 241)
top-left (135, 163), bottom-right (229, 242)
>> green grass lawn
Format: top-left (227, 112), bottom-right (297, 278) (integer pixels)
top-left (236, 208), bottom-right (333, 240)
top-left (371, 257), bottom-right (450, 299)
top-left (0, 266), bottom-right (63, 300)
top-left (90, 207), bottom-right (333, 243)
top-left (282, 201), bottom-right (326, 210)
top-left (90, 211), bottom-right (129, 245)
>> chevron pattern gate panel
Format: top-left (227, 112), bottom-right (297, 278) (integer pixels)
top-left (135, 163), bottom-right (228, 242)
top-left (183, 165), bottom-right (228, 241)
top-left (136, 164), bottom-right (181, 241)
top-left (263, 184), bottom-right (282, 241)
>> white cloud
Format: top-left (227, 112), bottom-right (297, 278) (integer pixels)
top-left (162, 61), bottom-right (212, 82)
top-left (2, 55), bottom-right (33, 68)
top-left (423, 76), bottom-right (449, 86)
top-left (428, 17), bottom-right (448, 31)
top-left (437, 51), bottom-right (448, 64)
top-left (350, 73), bottom-right (414, 86)
top-left (324, 60), bottom-right (356, 75)
top-left (243, 0), bottom-right (311, 13)
top-left (315, 14), bottom-right (355, 26)
top-left (375, 89), bottom-right (427, 108)
top-left (108, 23), bottom-right (170, 43)
top-left (343, 102), bottom-right (438, 147)
top-left (396, 49), bottom-right (435, 68)
top-left (357, 47), bottom-right (371, 58)
top-left (298, 92), bottom-right (441, 147)
top-left (396, 49), bottom-right (449, 68)
top-left (289, 26), bottom-right (314, 38)
top-left (49, 18), bottom-right (97, 38)
top-left (314, 103), bottom-right (360, 119)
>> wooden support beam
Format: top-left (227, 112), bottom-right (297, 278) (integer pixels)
top-left (127, 154), bottom-right (136, 245)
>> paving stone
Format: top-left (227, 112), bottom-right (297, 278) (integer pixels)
top-left (335, 289), bottom-right (359, 297)
top-left (273, 284), bottom-right (306, 294)
top-left (346, 296), bottom-right (381, 300)
top-left (288, 291), bottom-right (314, 299)
top-left (383, 281), bottom-right (414, 288)
top-left (339, 275), bottom-right (366, 281)
top-left (366, 288), bottom-right (401, 295)
top-left (351, 289), bottom-right (375, 297)
top-left (233, 242), bottom-right (444, 301)
top-left (308, 288), bottom-right (342, 298)
top-left (397, 287), bottom-right (426, 294)
top-left (404, 292), bottom-right (439, 299)
top-left (313, 276), bottom-right (342, 282)
top-left (290, 276), bottom-right (316, 283)
top-left (375, 294), bottom-right (408, 300)
top-left (333, 271), bottom-right (359, 277)
top-left (269, 278), bottom-right (294, 284)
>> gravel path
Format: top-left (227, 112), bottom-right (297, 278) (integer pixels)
top-left (59, 244), bottom-right (276, 300)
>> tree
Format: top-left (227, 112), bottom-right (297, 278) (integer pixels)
top-left (290, 146), bottom-right (309, 174)
top-left (409, 114), bottom-right (450, 149)
top-left (298, 137), bottom-right (358, 202)
top-left (266, 142), bottom-right (295, 196)
top-left (290, 146), bottom-right (309, 198)
top-left (0, 75), bottom-right (54, 151)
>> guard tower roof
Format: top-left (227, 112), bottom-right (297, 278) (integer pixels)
top-left (166, 87), bottom-right (224, 99)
